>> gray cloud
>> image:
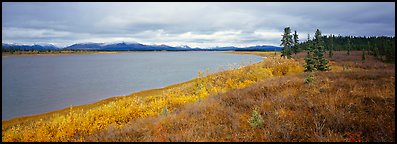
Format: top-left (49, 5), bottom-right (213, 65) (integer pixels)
top-left (2, 2), bottom-right (395, 47)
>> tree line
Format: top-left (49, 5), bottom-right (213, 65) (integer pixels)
top-left (280, 27), bottom-right (396, 72)
top-left (280, 27), bottom-right (330, 72)
top-left (300, 35), bottom-right (395, 63)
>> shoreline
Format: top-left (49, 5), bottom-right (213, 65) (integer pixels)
top-left (2, 51), bottom-right (270, 126)
top-left (2, 78), bottom-right (196, 126)
top-left (1, 50), bottom-right (275, 57)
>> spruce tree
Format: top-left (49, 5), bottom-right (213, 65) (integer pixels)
top-left (280, 27), bottom-right (293, 58)
top-left (249, 108), bottom-right (264, 128)
top-left (304, 33), bottom-right (316, 72)
top-left (329, 34), bottom-right (334, 58)
top-left (293, 30), bottom-right (299, 55)
top-left (391, 41), bottom-right (395, 63)
top-left (161, 106), bottom-right (168, 116)
top-left (367, 41), bottom-right (371, 55)
top-left (304, 43), bottom-right (316, 72)
top-left (385, 41), bottom-right (395, 63)
top-left (362, 47), bottom-right (366, 62)
top-left (313, 29), bottom-right (329, 71)
top-left (347, 39), bottom-right (351, 55)
top-left (306, 33), bottom-right (311, 54)
top-left (374, 44), bottom-right (379, 59)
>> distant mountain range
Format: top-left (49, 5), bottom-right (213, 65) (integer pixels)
top-left (2, 42), bottom-right (282, 51)
top-left (65, 42), bottom-right (202, 51)
top-left (2, 43), bottom-right (59, 50)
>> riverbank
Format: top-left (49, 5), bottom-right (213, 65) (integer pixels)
top-left (2, 51), bottom-right (394, 142)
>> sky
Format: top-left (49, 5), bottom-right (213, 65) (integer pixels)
top-left (2, 2), bottom-right (395, 48)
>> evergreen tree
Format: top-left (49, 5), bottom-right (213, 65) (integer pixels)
top-left (390, 41), bottom-right (396, 63)
top-left (304, 44), bottom-right (316, 72)
top-left (347, 39), bottom-right (351, 55)
top-left (292, 30), bottom-right (299, 55)
top-left (307, 33), bottom-right (310, 40)
top-left (362, 47), bottom-right (366, 62)
top-left (385, 41), bottom-right (395, 63)
top-left (161, 106), bottom-right (168, 116)
top-left (367, 41), bottom-right (371, 55)
top-left (313, 29), bottom-right (329, 71)
top-left (249, 108), bottom-right (264, 128)
top-left (306, 33), bottom-right (311, 54)
top-left (304, 33), bottom-right (316, 72)
top-left (374, 44), bottom-right (380, 59)
top-left (329, 34), bottom-right (334, 58)
top-left (280, 27), bottom-right (293, 58)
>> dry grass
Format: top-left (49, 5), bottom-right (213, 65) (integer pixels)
top-left (86, 69), bottom-right (394, 142)
top-left (2, 51), bottom-right (395, 142)
top-left (86, 51), bottom-right (395, 142)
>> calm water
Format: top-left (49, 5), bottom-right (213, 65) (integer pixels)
top-left (2, 51), bottom-right (262, 120)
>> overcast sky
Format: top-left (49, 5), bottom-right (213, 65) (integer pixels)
top-left (2, 2), bottom-right (395, 48)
